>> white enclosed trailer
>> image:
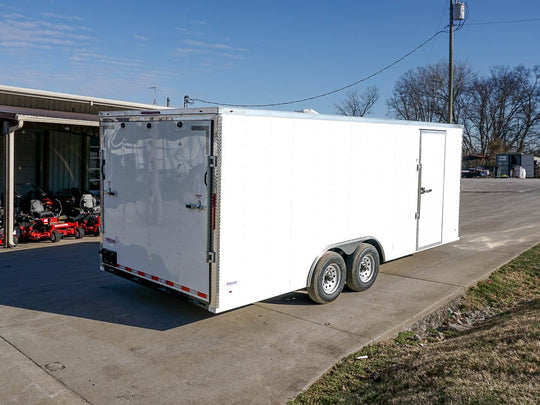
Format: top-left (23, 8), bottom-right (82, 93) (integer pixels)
top-left (99, 108), bottom-right (462, 313)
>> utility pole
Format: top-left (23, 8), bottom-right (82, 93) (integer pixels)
top-left (448, 0), bottom-right (454, 124)
top-left (449, 1), bottom-right (465, 124)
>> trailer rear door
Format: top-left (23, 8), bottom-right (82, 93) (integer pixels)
top-left (101, 118), bottom-right (211, 301)
top-left (417, 130), bottom-right (446, 249)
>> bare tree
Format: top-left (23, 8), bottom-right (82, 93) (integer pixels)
top-left (335, 87), bottom-right (379, 117)
top-left (387, 60), bottom-right (474, 124)
top-left (463, 65), bottom-right (540, 156)
top-left (387, 61), bottom-right (540, 157)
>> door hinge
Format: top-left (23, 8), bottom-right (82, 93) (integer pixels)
top-left (208, 155), bottom-right (217, 168)
top-left (415, 212), bottom-right (420, 220)
top-left (417, 163), bottom-right (421, 171)
top-left (207, 251), bottom-right (216, 263)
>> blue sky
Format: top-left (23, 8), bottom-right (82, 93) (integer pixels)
top-left (1, 0), bottom-right (539, 116)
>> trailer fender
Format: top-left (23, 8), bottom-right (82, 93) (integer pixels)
top-left (306, 237), bottom-right (385, 288)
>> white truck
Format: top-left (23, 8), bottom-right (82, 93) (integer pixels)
top-left (99, 108), bottom-right (462, 313)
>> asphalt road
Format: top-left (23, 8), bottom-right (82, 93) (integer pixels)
top-left (1, 179), bottom-right (539, 404)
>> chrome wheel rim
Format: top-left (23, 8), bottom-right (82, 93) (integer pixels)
top-left (322, 264), bottom-right (340, 294)
top-left (359, 254), bottom-right (374, 282)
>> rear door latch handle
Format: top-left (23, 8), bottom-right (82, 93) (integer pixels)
top-left (186, 200), bottom-right (207, 211)
top-left (105, 181), bottom-right (116, 196)
top-left (420, 187), bottom-right (432, 194)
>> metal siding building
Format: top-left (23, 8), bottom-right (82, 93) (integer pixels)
top-left (1, 85), bottom-right (164, 194)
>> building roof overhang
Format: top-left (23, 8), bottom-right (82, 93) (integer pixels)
top-left (0, 105), bottom-right (99, 127)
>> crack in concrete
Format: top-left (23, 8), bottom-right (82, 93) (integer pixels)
top-left (253, 304), bottom-right (372, 341)
top-left (379, 271), bottom-right (465, 288)
top-left (0, 334), bottom-right (92, 404)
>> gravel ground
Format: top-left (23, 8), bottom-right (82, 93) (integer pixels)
top-left (408, 295), bottom-right (500, 342)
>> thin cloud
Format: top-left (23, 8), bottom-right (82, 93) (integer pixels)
top-left (4, 13), bottom-right (25, 19)
top-left (133, 34), bottom-right (149, 41)
top-left (218, 52), bottom-right (246, 60)
top-left (183, 39), bottom-right (247, 52)
top-left (0, 40), bottom-right (52, 49)
top-left (175, 27), bottom-right (203, 36)
top-left (0, 14), bottom-right (93, 49)
top-left (41, 12), bottom-right (84, 21)
top-left (69, 52), bottom-right (143, 68)
top-left (175, 48), bottom-right (246, 61)
top-left (175, 38), bottom-right (248, 62)
top-left (176, 48), bottom-right (207, 55)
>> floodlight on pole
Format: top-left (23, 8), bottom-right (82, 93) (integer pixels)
top-left (184, 95), bottom-right (194, 108)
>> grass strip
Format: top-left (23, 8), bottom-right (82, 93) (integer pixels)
top-left (290, 244), bottom-right (540, 405)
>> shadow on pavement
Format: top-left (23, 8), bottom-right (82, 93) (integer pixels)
top-left (0, 242), bottom-right (212, 331)
top-left (261, 290), bottom-right (312, 306)
top-left (261, 285), bottom-right (371, 307)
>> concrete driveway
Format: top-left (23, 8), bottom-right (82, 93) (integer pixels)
top-left (1, 179), bottom-right (539, 404)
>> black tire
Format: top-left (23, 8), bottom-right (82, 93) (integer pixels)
top-left (346, 243), bottom-right (379, 292)
top-left (50, 230), bottom-right (61, 243)
top-left (307, 251), bottom-right (346, 304)
top-left (75, 227), bottom-right (85, 239)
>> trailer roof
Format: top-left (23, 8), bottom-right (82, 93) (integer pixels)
top-left (100, 106), bottom-right (463, 129)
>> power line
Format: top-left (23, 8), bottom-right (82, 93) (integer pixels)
top-left (191, 14), bottom-right (539, 108)
top-left (192, 28), bottom-right (448, 108)
top-left (467, 17), bottom-right (540, 26)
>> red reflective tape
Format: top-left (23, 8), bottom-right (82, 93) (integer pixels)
top-left (181, 286), bottom-right (190, 292)
top-left (138, 271), bottom-right (145, 276)
top-left (125, 267), bottom-right (132, 272)
top-left (166, 280), bottom-right (174, 287)
top-left (197, 292), bottom-right (207, 299)
top-left (151, 275), bottom-right (159, 281)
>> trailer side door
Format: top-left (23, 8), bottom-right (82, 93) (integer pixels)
top-left (417, 130), bottom-right (446, 250)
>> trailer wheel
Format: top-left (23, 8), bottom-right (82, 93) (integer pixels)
top-left (346, 243), bottom-right (379, 292)
top-left (50, 230), bottom-right (61, 243)
top-left (307, 251), bottom-right (346, 304)
top-left (75, 227), bottom-right (85, 239)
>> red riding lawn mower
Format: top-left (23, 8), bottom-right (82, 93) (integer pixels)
top-left (18, 186), bottom-right (85, 243)
top-left (66, 193), bottom-right (101, 237)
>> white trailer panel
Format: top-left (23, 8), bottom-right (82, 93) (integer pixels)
top-left (100, 108), bottom-right (462, 313)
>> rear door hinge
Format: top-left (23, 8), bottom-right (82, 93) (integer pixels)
top-left (415, 212), bottom-right (420, 220)
top-left (207, 251), bottom-right (216, 263)
top-left (208, 155), bottom-right (217, 167)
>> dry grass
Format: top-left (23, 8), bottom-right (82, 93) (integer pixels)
top-left (290, 244), bottom-right (540, 405)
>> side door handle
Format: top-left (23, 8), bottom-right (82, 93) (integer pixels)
top-left (420, 187), bottom-right (432, 194)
